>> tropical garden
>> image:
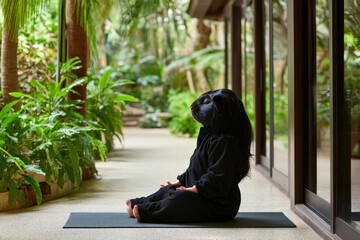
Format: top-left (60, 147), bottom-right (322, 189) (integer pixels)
top-left (0, 0), bottom-right (359, 211)
top-left (0, 0), bottom-right (227, 210)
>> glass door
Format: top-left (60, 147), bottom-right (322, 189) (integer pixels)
top-left (315, 0), bottom-right (331, 204)
top-left (242, 4), bottom-right (255, 126)
top-left (304, 0), bottom-right (331, 222)
top-left (262, 0), bottom-right (271, 169)
top-left (287, 0), bottom-right (359, 237)
top-left (257, 0), bottom-right (289, 192)
top-left (271, 0), bottom-right (289, 187)
top-left (335, 0), bottom-right (360, 238)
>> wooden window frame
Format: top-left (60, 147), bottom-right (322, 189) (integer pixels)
top-left (331, 0), bottom-right (359, 238)
top-left (288, 0), bottom-right (360, 238)
top-left (254, 0), bottom-right (289, 192)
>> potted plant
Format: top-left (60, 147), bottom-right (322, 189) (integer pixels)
top-left (0, 101), bottom-right (42, 210)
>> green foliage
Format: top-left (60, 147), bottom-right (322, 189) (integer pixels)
top-left (113, 0), bottom-right (188, 62)
top-left (165, 46), bottom-right (224, 88)
top-left (0, 101), bottom-right (42, 206)
top-left (0, 0), bottom-right (48, 41)
top-left (344, 34), bottom-right (360, 125)
top-left (166, 46), bottom-right (224, 73)
top-left (243, 93), bottom-right (255, 131)
top-left (72, 0), bottom-right (115, 60)
top-left (344, 47), bottom-right (360, 158)
top-left (167, 90), bottom-right (201, 137)
top-left (110, 53), bottom-right (170, 128)
top-left (10, 58), bottom-right (107, 187)
top-left (0, 58), bottom-right (111, 207)
top-left (136, 56), bottom-right (167, 113)
top-left (17, 3), bottom-right (58, 92)
top-left (86, 68), bottom-right (138, 151)
top-left (273, 92), bottom-right (289, 136)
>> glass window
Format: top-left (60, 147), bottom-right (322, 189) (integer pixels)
top-left (344, 0), bottom-right (360, 230)
top-left (242, 5), bottom-right (255, 130)
top-left (272, 0), bottom-right (288, 176)
top-left (315, 0), bottom-right (330, 203)
top-left (264, 0), bottom-right (271, 168)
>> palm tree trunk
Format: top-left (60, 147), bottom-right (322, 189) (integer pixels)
top-left (66, 0), bottom-right (88, 117)
top-left (1, 28), bottom-right (20, 106)
top-left (194, 20), bottom-right (211, 92)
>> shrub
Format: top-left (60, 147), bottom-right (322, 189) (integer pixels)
top-left (0, 101), bottom-right (42, 206)
top-left (10, 75), bottom-right (107, 189)
top-left (86, 68), bottom-right (138, 151)
top-left (0, 58), bottom-right (107, 206)
top-left (167, 91), bottom-right (201, 137)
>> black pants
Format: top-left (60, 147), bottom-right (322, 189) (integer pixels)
top-left (130, 185), bottom-right (215, 223)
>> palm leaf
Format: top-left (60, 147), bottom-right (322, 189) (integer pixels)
top-left (1, 0), bottom-right (48, 40)
top-left (165, 46), bottom-right (224, 74)
top-left (73, 0), bottom-right (116, 58)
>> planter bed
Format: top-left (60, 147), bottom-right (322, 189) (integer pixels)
top-left (0, 180), bottom-right (73, 212)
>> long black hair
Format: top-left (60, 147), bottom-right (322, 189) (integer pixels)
top-left (210, 89), bottom-right (253, 181)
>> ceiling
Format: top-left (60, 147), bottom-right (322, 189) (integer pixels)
top-left (187, 0), bottom-right (230, 20)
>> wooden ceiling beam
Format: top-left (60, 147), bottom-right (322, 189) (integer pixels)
top-left (187, 0), bottom-right (213, 19)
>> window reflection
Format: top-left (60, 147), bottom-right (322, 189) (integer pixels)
top-left (344, 0), bottom-right (360, 229)
top-left (264, 0), bottom-right (271, 168)
top-left (262, 0), bottom-right (289, 176)
top-left (242, 4), bottom-right (255, 130)
top-left (316, 0), bottom-right (331, 202)
top-left (272, 0), bottom-right (288, 176)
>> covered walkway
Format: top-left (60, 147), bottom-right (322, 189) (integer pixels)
top-left (0, 128), bottom-right (321, 240)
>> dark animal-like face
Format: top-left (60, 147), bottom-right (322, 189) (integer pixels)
top-left (190, 90), bottom-right (221, 127)
top-left (191, 89), bottom-right (250, 135)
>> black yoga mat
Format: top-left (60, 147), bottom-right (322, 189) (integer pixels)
top-left (352, 212), bottom-right (360, 221)
top-left (63, 212), bottom-right (296, 228)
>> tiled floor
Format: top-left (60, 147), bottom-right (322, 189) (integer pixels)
top-left (0, 127), bottom-right (322, 240)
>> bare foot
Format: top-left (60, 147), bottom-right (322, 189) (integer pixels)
top-left (125, 199), bottom-right (134, 218)
top-left (133, 205), bottom-right (141, 222)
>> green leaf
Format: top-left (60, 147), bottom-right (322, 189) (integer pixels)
top-left (9, 92), bottom-right (33, 99)
top-left (52, 128), bottom-right (80, 138)
top-left (30, 79), bottom-right (47, 93)
top-left (48, 81), bottom-right (61, 99)
top-left (65, 79), bottom-right (86, 93)
top-left (1, 113), bottom-right (18, 129)
top-left (8, 179), bottom-right (24, 206)
top-left (0, 100), bottom-right (19, 119)
top-left (114, 94), bottom-right (138, 103)
top-left (9, 157), bottom-right (25, 169)
top-left (99, 69), bottom-right (112, 89)
top-left (91, 137), bottom-right (107, 161)
top-left (22, 174), bottom-right (42, 205)
top-left (24, 165), bottom-right (45, 175)
top-left (1, 0), bottom-right (49, 41)
top-left (112, 79), bottom-right (135, 88)
top-left (63, 57), bottom-right (82, 71)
